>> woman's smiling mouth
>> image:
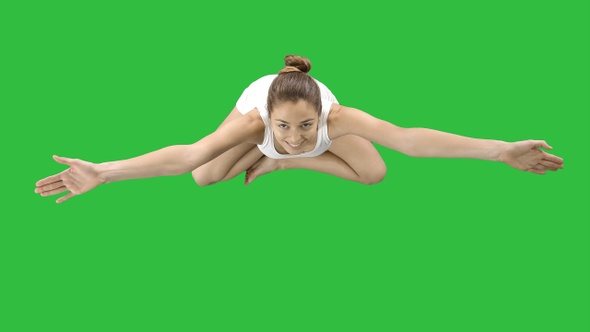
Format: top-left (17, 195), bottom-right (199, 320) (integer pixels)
top-left (286, 140), bottom-right (305, 149)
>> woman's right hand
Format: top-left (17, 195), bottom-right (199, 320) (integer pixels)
top-left (35, 155), bottom-right (104, 203)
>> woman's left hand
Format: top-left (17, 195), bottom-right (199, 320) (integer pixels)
top-left (500, 140), bottom-right (564, 175)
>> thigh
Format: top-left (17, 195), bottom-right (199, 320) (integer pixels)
top-left (328, 135), bottom-right (387, 179)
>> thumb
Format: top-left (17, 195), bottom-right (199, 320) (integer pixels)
top-left (53, 155), bottom-right (74, 165)
top-left (532, 140), bottom-right (552, 150)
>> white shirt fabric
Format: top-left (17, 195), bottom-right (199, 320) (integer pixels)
top-left (235, 74), bottom-right (339, 159)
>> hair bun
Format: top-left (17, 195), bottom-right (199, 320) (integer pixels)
top-left (279, 54), bottom-right (311, 75)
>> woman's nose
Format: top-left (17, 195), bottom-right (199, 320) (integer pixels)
top-left (289, 129), bottom-right (302, 140)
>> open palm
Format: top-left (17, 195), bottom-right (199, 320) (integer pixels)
top-left (501, 140), bottom-right (564, 175)
top-left (35, 156), bottom-right (104, 203)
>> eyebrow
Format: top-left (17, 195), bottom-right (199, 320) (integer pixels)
top-left (275, 118), bottom-right (316, 124)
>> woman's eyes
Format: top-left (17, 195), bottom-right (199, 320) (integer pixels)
top-left (278, 123), bottom-right (313, 129)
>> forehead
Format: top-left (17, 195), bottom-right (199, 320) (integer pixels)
top-left (271, 100), bottom-right (318, 120)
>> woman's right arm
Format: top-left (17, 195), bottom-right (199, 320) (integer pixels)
top-left (35, 111), bottom-right (264, 203)
top-left (98, 112), bottom-right (263, 182)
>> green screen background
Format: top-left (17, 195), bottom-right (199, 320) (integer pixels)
top-left (1, 0), bottom-right (588, 331)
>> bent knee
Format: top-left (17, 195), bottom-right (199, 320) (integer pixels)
top-left (360, 162), bottom-right (387, 185)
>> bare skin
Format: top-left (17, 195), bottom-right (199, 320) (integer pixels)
top-left (245, 135), bottom-right (386, 185)
top-left (193, 103), bottom-right (387, 186)
top-left (191, 107), bottom-right (262, 186)
top-left (35, 101), bottom-right (564, 203)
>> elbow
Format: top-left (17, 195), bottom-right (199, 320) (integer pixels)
top-left (155, 145), bottom-right (199, 176)
top-left (373, 123), bottom-right (417, 157)
top-left (402, 148), bottom-right (421, 158)
top-left (183, 144), bottom-right (212, 175)
top-left (396, 128), bottom-right (421, 157)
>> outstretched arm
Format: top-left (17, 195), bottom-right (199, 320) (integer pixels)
top-left (330, 106), bottom-right (564, 174)
top-left (35, 112), bottom-right (264, 203)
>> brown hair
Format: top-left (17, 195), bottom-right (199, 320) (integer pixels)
top-left (267, 55), bottom-right (322, 115)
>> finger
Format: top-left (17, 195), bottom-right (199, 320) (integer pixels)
top-left (534, 164), bottom-right (560, 172)
top-left (53, 155), bottom-right (75, 166)
top-left (35, 181), bottom-right (64, 194)
top-left (40, 186), bottom-right (68, 197)
top-left (245, 170), bottom-right (253, 186)
top-left (532, 140), bottom-right (552, 150)
top-left (36, 172), bottom-right (66, 187)
top-left (528, 168), bottom-right (546, 175)
top-left (535, 165), bottom-right (560, 173)
top-left (542, 152), bottom-right (564, 165)
top-left (539, 160), bottom-right (563, 170)
top-left (56, 192), bottom-right (75, 204)
top-left (537, 164), bottom-right (559, 172)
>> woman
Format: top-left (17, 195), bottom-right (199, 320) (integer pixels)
top-left (35, 55), bottom-right (564, 203)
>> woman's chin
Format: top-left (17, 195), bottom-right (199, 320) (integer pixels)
top-left (279, 138), bottom-right (316, 154)
top-left (287, 146), bottom-right (312, 155)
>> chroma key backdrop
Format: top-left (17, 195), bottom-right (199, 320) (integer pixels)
top-left (1, 1), bottom-right (588, 331)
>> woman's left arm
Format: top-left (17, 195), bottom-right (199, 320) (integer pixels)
top-left (330, 106), bottom-right (564, 174)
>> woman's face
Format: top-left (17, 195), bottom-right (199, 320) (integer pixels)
top-left (270, 100), bottom-right (319, 155)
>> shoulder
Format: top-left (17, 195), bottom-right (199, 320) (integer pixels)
top-left (328, 104), bottom-right (358, 126)
top-left (214, 108), bottom-right (265, 145)
top-left (326, 104), bottom-right (350, 139)
top-left (327, 103), bottom-right (346, 120)
top-left (327, 104), bottom-right (380, 139)
top-left (242, 109), bottom-right (266, 143)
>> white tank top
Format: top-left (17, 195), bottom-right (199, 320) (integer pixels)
top-left (235, 75), bottom-right (339, 160)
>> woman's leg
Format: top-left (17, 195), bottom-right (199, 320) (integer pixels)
top-left (245, 135), bottom-right (387, 185)
top-left (192, 107), bottom-right (263, 186)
